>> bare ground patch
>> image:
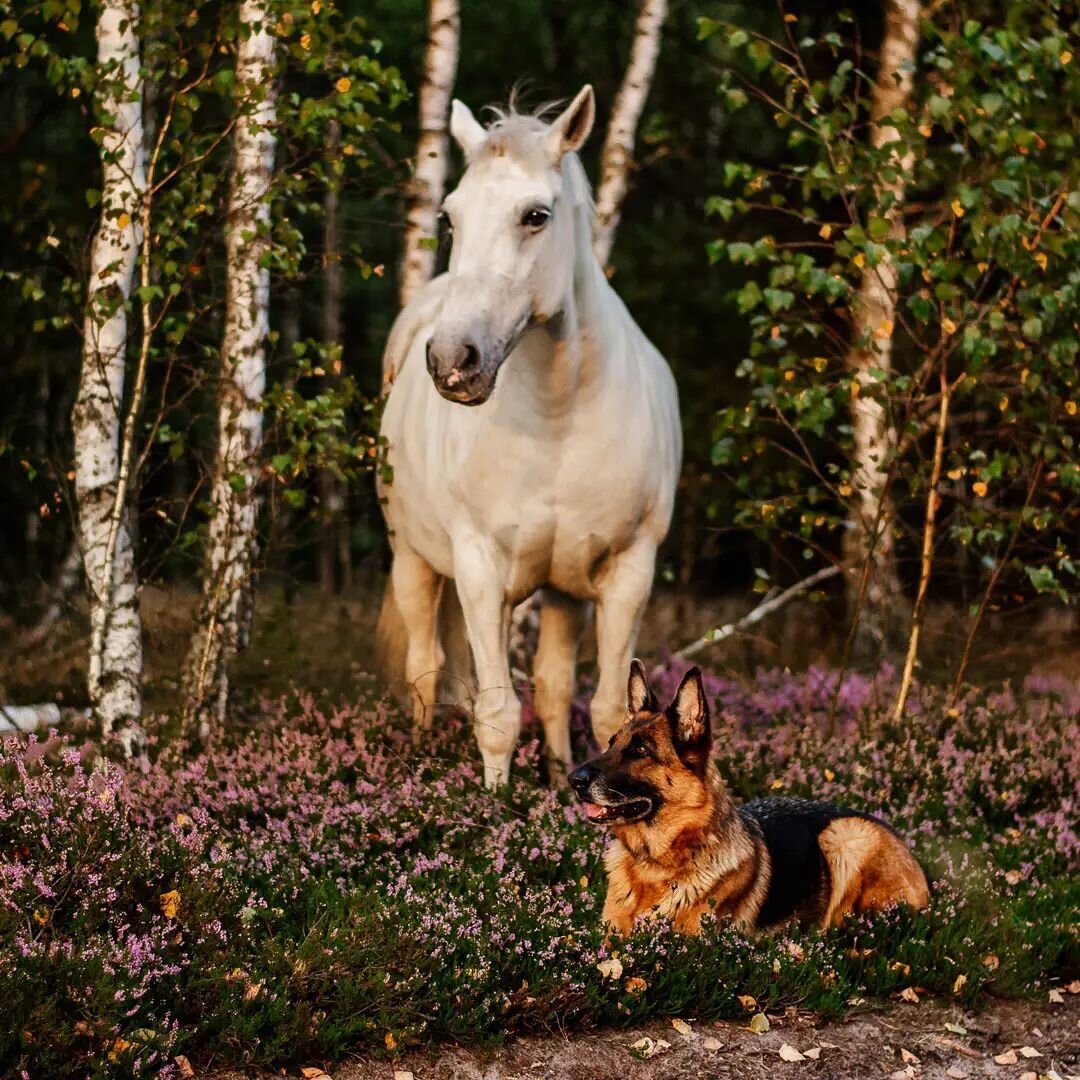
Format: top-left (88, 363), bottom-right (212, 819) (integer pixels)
top-left (205, 996), bottom-right (1079, 1080)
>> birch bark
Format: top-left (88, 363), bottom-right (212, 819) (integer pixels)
top-left (592, 0), bottom-right (667, 268)
top-left (72, 0), bottom-right (145, 746)
top-left (399, 0), bottom-right (459, 308)
top-left (182, 0), bottom-right (277, 734)
top-left (842, 0), bottom-right (921, 654)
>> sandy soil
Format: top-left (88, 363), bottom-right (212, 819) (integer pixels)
top-left (205, 995), bottom-right (1080, 1080)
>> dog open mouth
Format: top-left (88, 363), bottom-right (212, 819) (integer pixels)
top-left (581, 797), bottom-right (654, 824)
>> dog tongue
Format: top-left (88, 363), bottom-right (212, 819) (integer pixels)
top-left (583, 803), bottom-right (611, 822)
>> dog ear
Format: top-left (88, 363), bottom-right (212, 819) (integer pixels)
top-left (668, 667), bottom-right (711, 767)
top-left (626, 658), bottom-right (658, 714)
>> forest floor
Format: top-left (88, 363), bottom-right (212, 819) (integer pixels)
top-left (209, 997), bottom-right (1080, 1079)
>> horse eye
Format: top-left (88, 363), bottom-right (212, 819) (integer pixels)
top-left (521, 207), bottom-right (551, 230)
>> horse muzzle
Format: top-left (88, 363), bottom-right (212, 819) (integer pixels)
top-left (426, 337), bottom-right (498, 406)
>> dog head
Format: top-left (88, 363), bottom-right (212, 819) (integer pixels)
top-left (570, 661), bottom-right (713, 830)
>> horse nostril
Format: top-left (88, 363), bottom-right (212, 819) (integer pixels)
top-left (459, 343), bottom-right (480, 373)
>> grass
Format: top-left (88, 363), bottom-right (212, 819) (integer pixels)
top-left (1, 661), bottom-right (1077, 1079)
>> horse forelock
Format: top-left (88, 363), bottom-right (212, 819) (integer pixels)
top-left (472, 104), bottom-right (595, 215)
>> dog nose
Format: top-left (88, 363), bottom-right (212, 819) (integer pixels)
top-left (569, 763), bottom-right (595, 796)
top-left (426, 337), bottom-right (481, 384)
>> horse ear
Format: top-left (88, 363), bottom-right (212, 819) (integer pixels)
top-left (543, 84), bottom-right (595, 162)
top-left (450, 99), bottom-right (487, 158)
top-left (668, 667), bottom-right (711, 759)
top-left (627, 658), bottom-right (657, 714)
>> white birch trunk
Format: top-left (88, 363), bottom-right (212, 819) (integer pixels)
top-left (843, 0), bottom-right (920, 653)
top-left (592, 0), bottom-right (668, 268)
top-left (72, 0), bottom-right (145, 744)
top-left (399, 0), bottom-right (459, 309)
top-left (182, 0), bottom-right (277, 734)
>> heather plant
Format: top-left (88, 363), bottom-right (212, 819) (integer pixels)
top-left (2, 667), bottom-right (1077, 1078)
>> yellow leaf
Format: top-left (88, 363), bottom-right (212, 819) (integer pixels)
top-left (824, 769), bottom-right (835, 782)
top-left (384, 1031), bottom-right (397, 1051)
top-left (852, 252), bottom-right (866, 268)
top-left (1061, 49), bottom-right (1073, 64)
top-left (947, 468), bottom-right (963, 480)
top-left (972, 481), bottom-right (988, 497)
top-left (175, 813), bottom-right (192, 827)
top-left (819, 223), bottom-right (832, 240)
top-left (738, 994), bottom-right (758, 1011)
top-left (918, 123), bottom-right (932, 137)
top-left (32, 908), bottom-right (50, 926)
top-left (838, 483), bottom-right (853, 497)
top-left (117, 211), bottom-right (131, 230)
top-left (159, 890), bottom-right (181, 919)
top-left (335, 76), bottom-right (351, 94)
top-left (300, 32), bottom-right (311, 49)
top-left (671, 1018), bottom-right (694, 1036)
top-left (874, 319), bottom-right (894, 339)
top-left (625, 976), bottom-right (648, 994)
top-left (982, 953), bottom-right (1000, 971)
top-left (1065, 400), bottom-right (1077, 416)
top-left (783, 13), bottom-right (797, 21)
top-left (749, 1012), bottom-right (770, 1034)
top-left (770, 779), bottom-right (784, 790)
top-left (1034, 251), bottom-right (1047, 271)
top-left (311, 0), bottom-right (322, 11)
top-left (812, 357), bottom-right (828, 372)
top-left (108, 1039), bottom-right (131, 1063)
top-left (951, 199), bottom-right (964, 217)
top-left (579, 875), bottom-right (589, 889)
top-left (941, 317), bottom-right (957, 335)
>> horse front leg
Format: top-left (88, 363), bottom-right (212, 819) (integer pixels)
top-left (390, 544), bottom-right (445, 732)
top-left (591, 541), bottom-right (657, 748)
top-left (452, 539), bottom-right (519, 788)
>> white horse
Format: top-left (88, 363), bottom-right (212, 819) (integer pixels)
top-left (377, 85), bottom-right (681, 787)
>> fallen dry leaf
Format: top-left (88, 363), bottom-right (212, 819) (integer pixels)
top-left (890, 1068), bottom-right (916, 1080)
top-left (597, 957), bottom-right (623, 981)
top-left (300, 1069), bottom-right (329, 1080)
top-left (945, 1022), bottom-right (969, 1036)
top-left (901, 1047), bottom-right (921, 1064)
top-left (159, 890), bottom-right (181, 920)
top-left (702, 1036), bottom-right (723, 1051)
top-left (174, 1057), bottom-right (195, 1079)
top-left (749, 1012), bottom-right (770, 1034)
top-left (1019, 1073), bottom-right (1037, 1080)
top-left (1019, 1046), bottom-right (1041, 1058)
top-left (393, 1072), bottom-right (414, 1080)
top-left (779, 1043), bottom-right (805, 1062)
top-left (625, 976), bottom-right (647, 995)
top-left (1049, 989), bottom-right (1065, 1004)
top-left (1065, 980), bottom-right (1080, 994)
top-left (946, 1069), bottom-right (968, 1079)
top-left (738, 994), bottom-right (758, 1011)
top-left (982, 954), bottom-right (1000, 972)
top-left (953, 974), bottom-right (968, 994)
top-left (671, 1018), bottom-right (694, 1038)
top-left (900, 987), bottom-right (920, 1004)
top-left (629, 1036), bottom-right (671, 1059)
top-left (804, 1047), bottom-right (822, 1060)
top-left (384, 1032), bottom-right (397, 1051)
top-left (993, 1049), bottom-right (1019, 1065)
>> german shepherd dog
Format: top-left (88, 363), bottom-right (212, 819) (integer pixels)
top-left (570, 662), bottom-right (929, 935)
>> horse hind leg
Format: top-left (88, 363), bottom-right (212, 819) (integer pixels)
top-left (389, 545), bottom-right (445, 732)
top-left (438, 579), bottom-right (474, 711)
top-left (533, 588), bottom-right (588, 783)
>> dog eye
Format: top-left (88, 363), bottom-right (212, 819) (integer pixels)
top-left (521, 207), bottom-right (551, 230)
top-left (628, 739), bottom-right (650, 758)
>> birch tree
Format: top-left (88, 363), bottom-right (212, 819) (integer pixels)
top-left (592, 0), bottom-right (668, 268)
top-left (182, 1), bottom-right (277, 735)
top-left (399, 0), bottom-right (459, 309)
top-left (841, 0), bottom-right (920, 652)
top-left (72, 0), bottom-right (146, 750)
